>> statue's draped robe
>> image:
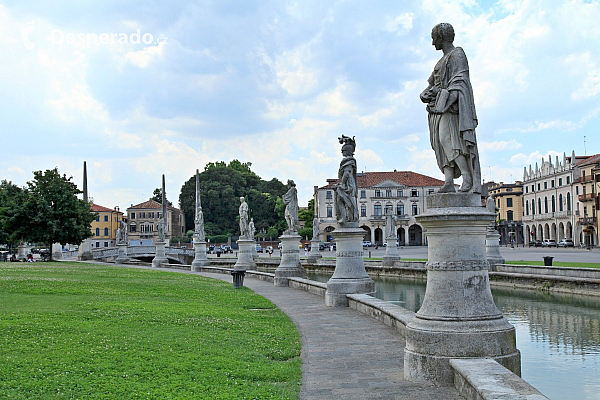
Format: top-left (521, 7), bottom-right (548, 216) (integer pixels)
top-left (427, 47), bottom-right (482, 193)
top-left (334, 156), bottom-right (359, 225)
top-left (195, 209), bottom-right (205, 241)
top-left (283, 187), bottom-right (299, 233)
top-left (239, 202), bottom-right (249, 238)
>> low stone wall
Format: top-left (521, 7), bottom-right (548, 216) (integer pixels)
top-left (450, 359), bottom-right (549, 400)
top-left (288, 277), bottom-right (327, 297)
top-left (494, 263), bottom-right (600, 282)
top-left (347, 294), bottom-right (415, 338)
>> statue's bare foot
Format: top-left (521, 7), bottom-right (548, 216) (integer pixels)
top-left (438, 182), bottom-right (456, 193)
top-left (459, 178), bottom-right (473, 192)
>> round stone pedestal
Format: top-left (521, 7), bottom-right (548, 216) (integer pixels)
top-left (325, 227), bottom-right (375, 307)
top-left (382, 236), bottom-right (401, 266)
top-left (274, 234), bottom-right (306, 286)
top-left (17, 242), bottom-right (29, 261)
top-left (486, 227), bottom-right (505, 270)
top-left (191, 239), bottom-right (210, 271)
top-left (115, 243), bottom-right (130, 264)
top-left (77, 239), bottom-right (93, 261)
top-left (152, 241), bottom-right (168, 267)
top-left (233, 238), bottom-right (256, 271)
top-left (404, 193), bottom-right (520, 386)
top-left (307, 239), bottom-right (322, 264)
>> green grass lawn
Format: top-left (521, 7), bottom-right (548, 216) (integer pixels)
top-left (505, 260), bottom-right (600, 269)
top-left (0, 262), bottom-right (301, 399)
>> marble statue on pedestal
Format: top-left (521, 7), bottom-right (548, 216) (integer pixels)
top-left (385, 209), bottom-right (396, 239)
top-left (249, 218), bottom-right (256, 239)
top-left (239, 196), bottom-right (249, 239)
top-left (283, 180), bottom-right (299, 234)
top-left (312, 217), bottom-right (319, 240)
top-left (333, 135), bottom-right (359, 227)
top-left (195, 202), bottom-right (205, 241)
top-left (116, 220), bottom-right (127, 244)
top-left (420, 22), bottom-right (481, 194)
top-left (157, 218), bottom-right (166, 242)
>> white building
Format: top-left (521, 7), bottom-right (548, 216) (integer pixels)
top-left (521, 151), bottom-right (589, 246)
top-left (315, 171), bottom-right (445, 246)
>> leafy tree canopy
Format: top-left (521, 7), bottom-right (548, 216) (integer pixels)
top-left (179, 160), bottom-right (287, 237)
top-left (0, 180), bottom-right (25, 245)
top-left (150, 188), bottom-right (173, 206)
top-left (6, 168), bottom-right (95, 258)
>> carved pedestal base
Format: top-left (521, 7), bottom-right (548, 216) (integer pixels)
top-left (152, 241), bottom-right (168, 268)
top-left (485, 227), bottom-right (505, 271)
top-left (233, 239), bottom-right (256, 271)
top-left (325, 227), bottom-right (375, 307)
top-left (17, 243), bottom-right (29, 262)
top-left (191, 239), bottom-right (209, 271)
top-left (307, 239), bottom-right (322, 264)
top-left (77, 239), bottom-right (93, 261)
top-left (274, 234), bottom-right (306, 286)
top-left (115, 243), bottom-right (130, 264)
top-left (404, 193), bottom-right (520, 387)
top-left (382, 236), bottom-right (401, 266)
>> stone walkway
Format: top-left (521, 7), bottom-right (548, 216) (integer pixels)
top-left (197, 271), bottom-right (464, 400)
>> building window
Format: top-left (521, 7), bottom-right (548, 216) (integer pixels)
top-left (507, 210), bottom-right (513, 221)
top-left (538, 198), bottom-right (542, 214)
top-left (360, 190), bottom-right (366, 198)
top-left (385, 204), bottom-right (393, 214)
top-left (130, 223), bottom-right (137, 233)
top-left (385, 189), bottom-right (391, 197)
top-left (525, 202), bottom-right (529, 215)
top-left (567, 192), bottom-right (571, 211)
top-left (96, 242), bottom-right (100, 248)
top-left (551, 195), bottom-right (555, 213)
top-left (531, 184), bottom-right (534, 192)
top-left (559, 178), bottom-right (563, 186)
top-left (140, 212), bottom-right (146, 218)
top-left (497, 198), bottom-right (501, 208)
top-left (559, 194), bottom-right (563, 211)
top-left (397, 203), bottom-right (404, 216)
top-left (567, 176), bottom-right (570, 185)
top-left (130, 212), bottom-right (135, 219)
top-left (326, 206), bottom-right (332, 218)
top-left (544, 182), bottom-right (547, 189)
top-left (374, 204), bottom-right (382, 216)
top-left (526, 186), bottom-right (529, 193)
top-left (149, 212), bottom-right (154, 218)
top-left (326, 190), bottom-right (332, 199)
top-left (397, 190), bottom-right (403, 197)
top-left (531, 200), bottom-right (535, 215)
top-left (104, 215), bottom-right (109, 222)
top-left (104, 242), bottom-right (108, 247)
top-left (375, 190), bottom-right (381, 197)
top-left (361, 205), bottom-right (367, 217)
top-left (551, 180), bottom-right (555, 188)
top-left (576, 186), bottom-right (579, 195)
top-left (428, 189), bottom-right (435, 195)
top-left (507, 198), bottom-right (513, 207)
top-left (537, 183), bottom-right (541, 191)
top-left (412, 204), bottom-right (419, 215)
top-left (104, 228), bottom-right (109, 236)
top-left (95, 228), bottom-right (100, 236)
top-left (411, 190), bottom-right (419, 197)
top-left (95, 215), bottom-right (100, 222)
top-left (544, 197), bottom-right (548, 214)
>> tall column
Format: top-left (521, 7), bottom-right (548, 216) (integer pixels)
top-left (404, 193), bottom-right (520, 386)
top-left (78, 161), bottom-right (93, 261)
top-left (152, 174), bottom-right (168, 268)
top-left (274, 234), bottom-right (306, 286)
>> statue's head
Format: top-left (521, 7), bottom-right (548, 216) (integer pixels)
top-left (338, 135), bottom-right (356, 156)
top-left (240, 196), bottom-right (245, 203)
top-left (431, 23), bottom-right (454, 49)
top-left (287, 179), bottom-right (296, 187)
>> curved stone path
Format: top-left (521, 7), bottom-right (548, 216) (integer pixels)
top-left (197, 271), bottom-right (464, 400)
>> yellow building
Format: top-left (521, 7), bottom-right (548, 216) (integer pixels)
top-left (488, 181), bottom-right (524, 245)
top-left (90, 203), bottom-right (124, 248)
top-left (575, 154), bottom-right (600, 246)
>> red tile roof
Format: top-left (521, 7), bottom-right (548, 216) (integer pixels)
top-left (128, 199), bottom-right (182, 211)
top-left (576, 153), bottom-right (600, 167)
top-left (319, 171), bottom-right (445, 189)
top-left (90, 203), bottom-right (121, 213)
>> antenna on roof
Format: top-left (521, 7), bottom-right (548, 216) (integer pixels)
top-left (584, 135), bottom-right (587, 155)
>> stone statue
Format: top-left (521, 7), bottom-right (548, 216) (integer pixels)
top-left (195, 207), bottom-right (205, 241)
top-left (249, 218), bottom-right (256, 239)
top-left (283, 180), bottom-right (299, 234)
top-left (420, 22), bottom-right (482, 194)
top-left (239, 196), bottom-right (249, 238)
top-left (385, 209), bottom-right (396, 238)
top-left (157, 217), bottom-right (166, 242)
top-left (312, 217), bottom-right (319, 241)
top-left (116, 220), bottom-right (127, 244)
top-left (333, 135), bottom-right (359, 227)
top-left (486, 194), bottom-right (498, 214)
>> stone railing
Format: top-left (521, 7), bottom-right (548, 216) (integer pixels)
top-left (127, 246), bottom-right (156, 255)
top-left (92, 248), bottom-right (118, 259)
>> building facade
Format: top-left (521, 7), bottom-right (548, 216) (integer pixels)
top-left (315, 171), bottom-right (445, 246)
top-left (90, 203), bottom-right (124, 248)
top-left (126, 200), bottom-right (186, 246)
top-left (521, 151), bottom-right (591, 246)
top-left (575, 154), bottom-right (600, 247)
top-left (487, 181), bottom-right (524, 245)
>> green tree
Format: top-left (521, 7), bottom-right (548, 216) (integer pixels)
top-left (179, 161), bottom-right (286, 237)
top-left (0, 180), bottom-right (25, 246)
top-left (7, 168), bottom-right (95, 260)
top-left (150, 188), bottom-right (172, 206)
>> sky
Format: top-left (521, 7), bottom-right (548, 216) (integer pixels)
top-left (1, 0), bottom-right (600, 209)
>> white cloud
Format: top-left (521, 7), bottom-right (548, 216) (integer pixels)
top-left (385, 13), bottom-right (414, 33)
top-left (479, 139), bottom-right (522, 152)
top-left (123, 42), bottom-right (165, 68)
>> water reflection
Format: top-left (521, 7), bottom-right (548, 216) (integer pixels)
top-left (306, 271), bottom-right (600, 400)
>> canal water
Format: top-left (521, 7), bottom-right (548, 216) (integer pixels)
top-left (306, 272), bottom-right (600, 400)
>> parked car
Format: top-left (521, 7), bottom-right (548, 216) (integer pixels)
top-left (362, 241), bottom-right (372, 247)
top-left (208, 244), bottom-right (215, 253)
top-left (529, 240), bottom-right (542, 247)
top-left (220, 245), bottom-right (233, 253)
top-left (542, 239), bottom-right (557, 247)
top-left (318, 243), bottom-right (325, 250)
top-left (557, 239), bottom-right (574, 248)
top-left (256, 244), bottom-right (263, 253)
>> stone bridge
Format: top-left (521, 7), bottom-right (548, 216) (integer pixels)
top-left (92, 246), bottom-right (195, 264)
